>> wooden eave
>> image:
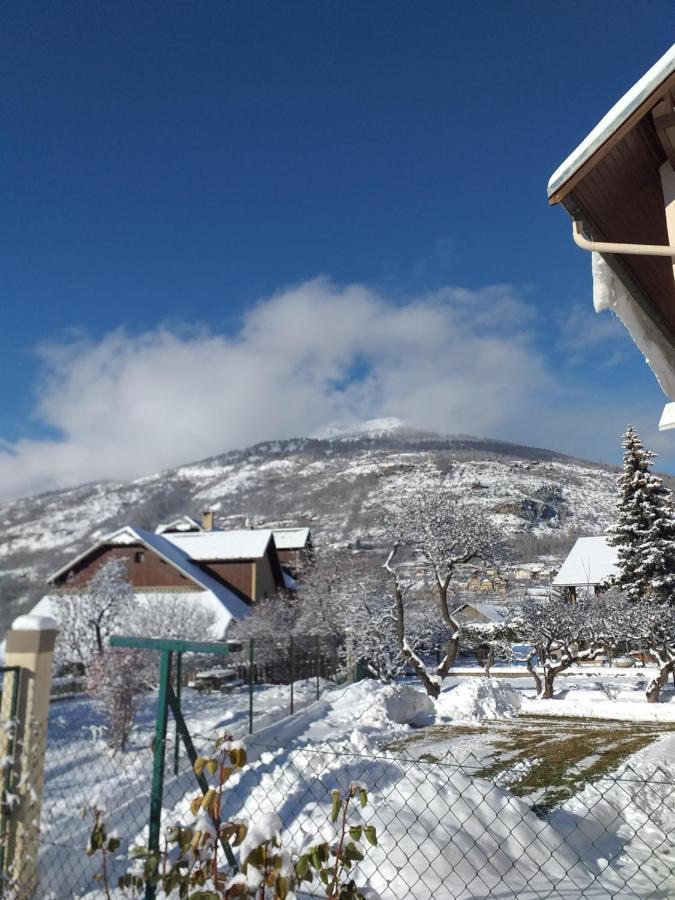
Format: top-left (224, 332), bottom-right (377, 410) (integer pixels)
top-left (548, 70), bottom-right (675, 205)
top-left (550, 78), bottom-right (675, 351)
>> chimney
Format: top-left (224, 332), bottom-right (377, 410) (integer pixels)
top-left (202, 510), bottom-right (214, 531)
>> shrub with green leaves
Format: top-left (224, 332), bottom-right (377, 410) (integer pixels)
top-left (85, 805), bottom-right (121, 900)
top-left (109, 734), bottom-right (378, 899)
top-left (294, 784), bottom-right (378, 900)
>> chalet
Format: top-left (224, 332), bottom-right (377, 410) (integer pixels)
top-left (48, 515), bottom-right (294, 636)
top-left (552, 536), bottom-right (619, 599)
top-left (48, 526), bottom-right (251, 635)
top-left (548, 45), bottom-right (675, 430)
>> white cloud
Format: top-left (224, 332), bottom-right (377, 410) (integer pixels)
top-left (0, 277), bottom-right (670, 500)
top-left (557, 302), bottom-right (633, 365)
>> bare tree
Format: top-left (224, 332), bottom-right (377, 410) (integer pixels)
top-left (341, 555), bottom-right (441, 683)
top-left (462, 619), bottom-right (524, 677)
top-left (228, 596), bottom-right (300, 666)
top-left (608, 596), bottom-right (675, 703)
top-left (126, 594), bottom-right (218, 641)
top-left (384, 492), bottom-right (506, 698)
top-left (87, 648), bottom-right (150, 751)
top-left (522, 590), bottom-right (613, 699)
top-left (293, 554), bottom-right (350, 638)
top-left (55, 558), bottom-right (134, 667)
top-left (642, 613), bottom-right (675, 703)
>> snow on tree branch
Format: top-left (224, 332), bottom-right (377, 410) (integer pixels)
top-left (383, 489), bottom-right (507, 698)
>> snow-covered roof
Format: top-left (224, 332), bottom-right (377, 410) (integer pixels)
top-left (271, 527), bottom-right (311, 551)
top-left (548, 45), bottom-right (675, 199)
top-left (454, 602), bottom-right (508, 623)
top-left (553, 536), bottom-right (619, 587)
top-left (155, 516), bottom-right (202, 534)
top-left (162, 529), bottom-right (273, 561)
top-left (47, 526), bottom-right (251, 623)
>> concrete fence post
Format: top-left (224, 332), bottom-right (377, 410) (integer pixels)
top-left (0, 614), bottom-right (58, 895)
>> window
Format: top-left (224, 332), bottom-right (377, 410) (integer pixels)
top-left (134, 551), bottom-right (145, 563)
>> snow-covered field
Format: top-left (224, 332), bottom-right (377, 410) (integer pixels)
top-left (38, 673), bottom-right (675, 898)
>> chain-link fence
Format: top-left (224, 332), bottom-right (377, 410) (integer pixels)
top-left (32, 681), bottom-right (675, 899)
top-left (212, 636), bottom-right (344, 733)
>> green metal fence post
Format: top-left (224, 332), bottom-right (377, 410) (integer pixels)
top-left (289, 635), bottom-right (294, 716)
top-left (248, 639), bottom-right (254, 735)
top-left (147, 649), bottom-right (172, 900)
top-left (173, 651), bottom-right (182, 776)
top-left (166, 686), bottom-right (238, 872)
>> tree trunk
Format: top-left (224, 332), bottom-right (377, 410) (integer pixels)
top-left (435, 581), bottom-right (460, 680)
top-left (402, 647), bottom-right (441, 699)
top-left (390, 562), bottom-right (441, 699)
top-left (646, 660), bottom-right (674, 703)
top-left (435, 633), bottom-right (459, 681)
top-left (526, 654), bottom-right (542, 696)
top-left (537, 648), bottom-right (575, 699)
top-left (540, 668), bottom-right (556, 700)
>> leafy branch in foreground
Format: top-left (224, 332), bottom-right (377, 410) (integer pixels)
top-left (85, 805), bottom-right (121, 900)
top-left (295, 784), bottom-right (377, 900)
top-left (106, 733), bottom-right (378, 899)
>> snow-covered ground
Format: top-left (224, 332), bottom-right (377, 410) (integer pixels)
top-left (36, 672), bottom-right (675, 898)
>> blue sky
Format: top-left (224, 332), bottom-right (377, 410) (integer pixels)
top-left (1, 2), bottom-right (674, 498)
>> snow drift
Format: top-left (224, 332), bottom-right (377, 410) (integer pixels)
top-left (435, 677), bottom-right (523, 722)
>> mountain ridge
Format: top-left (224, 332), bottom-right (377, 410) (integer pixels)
top-left (0, 423), bottom-right (647, 635)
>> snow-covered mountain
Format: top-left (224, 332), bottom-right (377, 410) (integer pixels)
top-left (0, 423), bottom-right (650, 634)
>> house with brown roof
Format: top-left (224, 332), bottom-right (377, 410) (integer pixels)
top-left (159, 528), bottom-right (286, 602)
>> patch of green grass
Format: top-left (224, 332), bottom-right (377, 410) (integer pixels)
top-left (474, 721), bottom-right (668, 812)
top-left (387, 716), bottom-right (675, 813)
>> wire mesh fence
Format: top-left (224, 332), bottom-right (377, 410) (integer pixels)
top-left (30, 682), bottom-right (675, 899)
top-left (227, 636), bottom-right (344, 733)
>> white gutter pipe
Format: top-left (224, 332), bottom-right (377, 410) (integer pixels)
top-left (572, 220), bottom-right (675, 257)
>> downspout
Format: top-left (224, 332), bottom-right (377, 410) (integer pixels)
top-left (572, 219), bottom-right (675, 257)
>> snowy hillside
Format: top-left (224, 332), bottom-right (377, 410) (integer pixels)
top-left (0, 423), bottom-right (646, 633)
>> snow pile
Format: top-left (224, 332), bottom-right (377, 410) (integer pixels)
top-left (301, 680), bottom-right (419, 746)
top-left (380, 684), bottom-right (434, 726)
top-left (435, 678), bottom-right (522, 722)
top-left (157, 738), bottom-right (599, 900)
top-left (553, 734), bottom-right (675, 897)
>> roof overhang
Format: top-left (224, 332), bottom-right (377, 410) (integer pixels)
top-left (548, 45), bottom-right (675, 413)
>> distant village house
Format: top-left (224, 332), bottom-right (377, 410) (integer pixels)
top-left (552, 536), bottom-right (619, 600)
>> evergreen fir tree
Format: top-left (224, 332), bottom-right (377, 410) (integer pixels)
top-left (607, 425), bottom-right (675, 603)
